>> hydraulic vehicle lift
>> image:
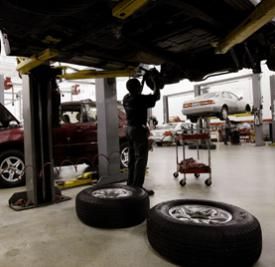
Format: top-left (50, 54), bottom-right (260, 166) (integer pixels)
top-left (9, 50), bottom-right (136, 210)
top-left (8, 0), bottom-right (275, 208)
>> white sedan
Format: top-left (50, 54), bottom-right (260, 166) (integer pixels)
top-left (182, 91), bottom-right (251, 122)
top-left (150, 122), bottom-right (184, 146)
top-left (150, 122), bottom-right (191, 146)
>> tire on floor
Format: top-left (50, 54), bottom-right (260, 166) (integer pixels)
top-left (147, 199), bottom-right (262, 267)
top-left (76, 184), bottom-right (149, 228)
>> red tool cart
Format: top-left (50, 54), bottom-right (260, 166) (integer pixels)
top-left (173, 130), bottom-right (212, 186)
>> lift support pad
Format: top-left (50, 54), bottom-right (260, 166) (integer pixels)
top-left (55, 171), bottom-right (97, 190)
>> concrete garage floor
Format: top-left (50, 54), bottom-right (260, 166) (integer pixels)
top-left (0, 143), bottom-right (275, 267)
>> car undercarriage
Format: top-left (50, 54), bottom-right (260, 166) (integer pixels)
top-left (1, 0), bottom-right (275, 83)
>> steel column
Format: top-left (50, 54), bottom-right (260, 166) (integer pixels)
top-left (95, 78), bottom-right (123, 185)
top-left (269, 75), bottom-right (275, 142)
top-left (252, 74), bottom-right (265, 146)
top-left (163, 95), bottom-right (169, 123)
top-left (194, 85), bottom-right (203, 130)
top-left (22, 66), bottom-right (57, 205)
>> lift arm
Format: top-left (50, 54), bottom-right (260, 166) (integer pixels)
top-left (215, 0), bottom-right (275, 54)
top-left (16, 48), bottom-right (138, 79)
top-left (57, 67), bottom-right (137, 80)
top-left (112, 0), bottom-right (149, 19)
top-left (16, 49), bottom-right (58, 74)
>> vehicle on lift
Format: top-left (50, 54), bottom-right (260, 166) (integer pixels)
top-left (182, 91), bottom-right (251, 123)
top-left (1, 1), bottom-right (275, 84)
top-left (0, 99), bottom-right (129, 187)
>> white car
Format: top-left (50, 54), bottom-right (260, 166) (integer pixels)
top-left (182, 91), bottom-right (251, 122)
top-left (150, 122), bottom-right (190, 146)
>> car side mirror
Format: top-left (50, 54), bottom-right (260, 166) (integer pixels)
top-left (238, 96), bottom-right (243, 101)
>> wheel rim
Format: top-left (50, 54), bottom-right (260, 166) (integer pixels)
top-left (168, 204), bottom-right (232, 224)
top-left (222, 108), bottom-right (228, 119)
top-left (0, 156), bottom-right (25, 183)
top-left (91, 188), bottom-right (132, 199)
top-left (120, 147), bottom-right (128, 168)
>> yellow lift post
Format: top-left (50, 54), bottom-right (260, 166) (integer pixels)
top-left (16, 50), bottom-right (139, 190)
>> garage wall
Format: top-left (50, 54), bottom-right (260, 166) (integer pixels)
top-left (260, 64), bottom-right (273, 119)
top-left (0, 56), bottom-right (23, 120)
top-left (202, 77), bottom-right (253, 105)
top-left (152, 80), bottom-right (193, 124)
top-left (58, 80), bottom-right (96, 103)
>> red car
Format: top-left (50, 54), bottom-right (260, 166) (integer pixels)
top-left (0, 99), bottom-right (129, 187)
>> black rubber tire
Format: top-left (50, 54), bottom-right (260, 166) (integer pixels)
top-left (76, 184), bottom-right (150, 228)
top-left (188, 116), bottom-right (198, 123)
top-left (220, 106), bottom-right (228, 120)
top-left (194, 173), bottom-right (200, 178)
top-left (179, 180), bottom-right (186, 186)
top-left (147, 199), bottom-right (262, 267)
top-left (156, 142), bottom-right (163, 147)
top-left (173, 172), bottom-right (179, 178)
top-left (0, 150), bottom-right (25, 187)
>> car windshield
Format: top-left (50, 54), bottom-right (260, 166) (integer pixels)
top-left (229, 92), bottom-right (239, 100)
top-left (84, 103), bottom-right (97, 122)
top-left (0, 103), bottom-right (20, 128)
top-left (197, 92), bottom-right (219, 99)
top-left (61, 101), bottom-right (97, 124)
top-left (156, 123), bottom-right (178, 130)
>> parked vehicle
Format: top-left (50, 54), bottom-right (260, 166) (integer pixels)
top-left (150, 122), bottom-right (187, 146)
top-left (182, 91), bottom-right (251, 123)
top-left (0, 99), bottom-right (128, 187)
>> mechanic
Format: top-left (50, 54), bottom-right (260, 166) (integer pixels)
top-left (224, 117), bottom-right (232, 145)
top-left (148, 115), bottom-right (158, 130)
top-left (123, 75), bottom-right (161, 196)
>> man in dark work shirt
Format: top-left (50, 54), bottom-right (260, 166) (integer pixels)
top-left (123, 78), bottom-right (161, 195)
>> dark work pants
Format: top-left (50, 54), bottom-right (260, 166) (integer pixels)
top-left (224, 128), bottom-right (231, 144)
top-left (127, 126), bottom-right (149, 187)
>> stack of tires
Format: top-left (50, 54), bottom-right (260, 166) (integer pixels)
top-left (76, 187), bottom-right (262, 267)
